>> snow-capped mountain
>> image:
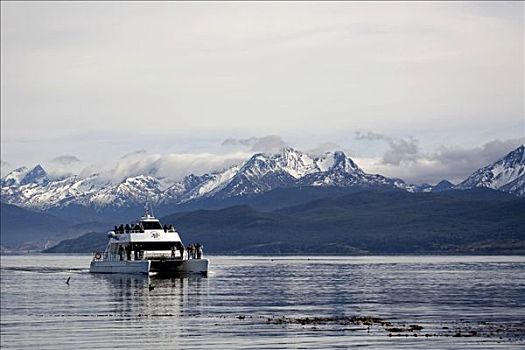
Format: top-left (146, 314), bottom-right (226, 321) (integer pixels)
top-left (2, 145), bottom-right (524, 213)
top-left (456, 145), bottom-right (525, 195)
top-left (499, 174), bottom-right (525, 197)
top-left (297, 151), bottom-right (408, 189)
top-left (200, 149), bottom-right (410, 199)
top-left (0, 149), bottom-right (408, 211)
top-left (88, 175), bottom-right (172, 208)
top-left (1, 165), bottom-right (49, 187)
top-left (1, 172), bottom-right (107, 210)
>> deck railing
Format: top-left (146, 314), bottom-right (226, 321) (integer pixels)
top-left (92, 251), bottom-right (187, 262)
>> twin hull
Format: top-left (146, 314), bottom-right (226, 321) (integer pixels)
top-left (89, 259), bottom-right (209, 275)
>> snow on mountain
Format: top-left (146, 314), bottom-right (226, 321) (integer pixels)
top-left (1, 166), bottom-right (31, 187)
top-left (456, 145), bottom-right (525, 195)
top-left (210, 149), bottom-right (315, 198)
top-left (499, 174), bottom-right (525, 197)
top-left (300, 151), bottom-right (364, 186)
top-left (2, 145), bottom-right (524, 211)
top-left (20, 165), bottom-right (49, 186)
top-left (0, 164), bottom-right (50, 188)
top-left (89, 175), bottom-right (173, 208)
top-left (1, 173), bottom-right (107, 210)
top-left (299, 151), bottom-right (409, 190)
top-left (1, 149), bottom-right (391, 210)
top-left (238, 148), bottom-right (317, 180)
top-left (182, 166), bottom-right (240, 200)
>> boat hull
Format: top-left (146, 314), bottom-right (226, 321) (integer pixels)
top-left (150, 259), bottom-right (209, 275)
top-left (89, 259), bottom-right (208, 275)
top-left (89, 260), bottom-right (151, 275)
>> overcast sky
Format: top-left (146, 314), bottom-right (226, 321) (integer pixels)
top-left (1, 1), bottom-right (524, 184)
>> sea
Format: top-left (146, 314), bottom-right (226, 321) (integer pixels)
top-left (1, 255), bottom-right (524, 349)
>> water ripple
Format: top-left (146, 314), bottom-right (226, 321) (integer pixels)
top-left (1, 255), bottom-right (524, 349)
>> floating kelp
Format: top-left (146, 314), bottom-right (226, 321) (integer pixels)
top-left (265, 315), bottom-right (386, 326)
top-left (262, 315), bottom-right (525, 341)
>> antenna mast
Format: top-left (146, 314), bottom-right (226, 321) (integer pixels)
top-left (144, 196), bottom-right (154, 218)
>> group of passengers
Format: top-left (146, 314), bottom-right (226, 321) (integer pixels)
top-left (117, 245), bottom-right (133, 261)
top-left (113, 224), bottom-right (175, 234)
top-left (186, 243), bottom-right (203, 260)
top-left (162, 224), bottom-right (175, 232)
top-left (114, 224), bottom-right (143, 234)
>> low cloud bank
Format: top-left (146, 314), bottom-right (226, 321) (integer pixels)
top-left (1, 160), bottom-right (12, 177)
top-left (307, 142), bottom-right (347, 157)
top-left (355, 134), bottom-right (524, 184)
top-left (221, 135), bottom-right (289, 154)
top-left (80, 150), bottom-right (251, 184)
top-left (50, 155), bottom-right (82, 165)
top-left (355, 131), bottom-right (419, 165)
top-left (3, 134), bottom-right (523, 186)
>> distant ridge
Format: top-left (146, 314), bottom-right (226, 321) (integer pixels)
top-left (0, 202), bottom-right (65, 246)
top-left (44, 188), bottom-right (525, 255)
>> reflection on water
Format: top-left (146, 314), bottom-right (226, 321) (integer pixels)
top-left (1, 255), bottom-right (524, 349)
top-left (93, 273), bottom-right (209, 319)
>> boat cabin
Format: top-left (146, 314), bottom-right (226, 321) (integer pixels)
top-left (102, 211), bottom-right (186, 261)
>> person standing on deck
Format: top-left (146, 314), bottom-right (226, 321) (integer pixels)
top-left (197, 244), bottom-right (203, 259)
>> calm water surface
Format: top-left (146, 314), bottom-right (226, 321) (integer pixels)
top-left (1, 255), bottom-right (524, 349)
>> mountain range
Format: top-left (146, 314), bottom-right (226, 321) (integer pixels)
top-left (1, 144), bottom-right (524, 252)
top-left (0, 149), bottom-right (409, 212)
top-left (2, 145), bottom-right (523, 214)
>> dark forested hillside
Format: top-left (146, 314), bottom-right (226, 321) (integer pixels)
top-left (0, 202), bottom-right (67, 246)
top-left (44, 189), bottom-right (525, 255)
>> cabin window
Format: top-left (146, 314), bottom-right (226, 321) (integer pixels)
top-left (132, 242), bottom-right (182, 251)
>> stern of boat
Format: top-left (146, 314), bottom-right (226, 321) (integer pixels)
top-left (149, 258), bottom-right (208, 275)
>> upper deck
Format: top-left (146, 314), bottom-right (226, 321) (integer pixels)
top-left (108, 211), bottom-right (182, 245)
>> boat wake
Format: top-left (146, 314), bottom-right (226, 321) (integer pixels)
top-left (1, 266), bottom-right (89, 274)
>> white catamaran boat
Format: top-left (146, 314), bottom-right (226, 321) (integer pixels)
top-left (89, 205), bottom-right (208, 275)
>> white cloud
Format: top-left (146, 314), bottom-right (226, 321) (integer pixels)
top-left (355, 131), bottom-right (419, 165)
top-left (356, 137), bottom-right (525, 184)
top-left (3, 134), bottom-right (523, 187)
top-left (50, 155), bottom-right (82, 165)
top-left (221, 135), bottom-right (289, 154)
top-left (1, 161), bottom-right (13, 177)
top-left (84, 150), bottom-right (251, 183)
top-left (307, 142), bottom-right (346, 157)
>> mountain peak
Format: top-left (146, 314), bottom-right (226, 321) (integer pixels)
top-left (504, 144), bottom-right (525, 164)
top-left (0, 166), bottom-right (29, 187)
top-left (11, 166), bottom-right (29, 173)
top-left (457, 144), bottom-right (525, 192)
top-left (280, 146), bottom-right (299, 155)
top-left (436, 179), bottom-right (453, 186)
top-left (323, 151), bottom-right (361, 174)
top-left (433, 179), bottom-right (454, 192)
top-left (20, 165), bottom-right (49, 186)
